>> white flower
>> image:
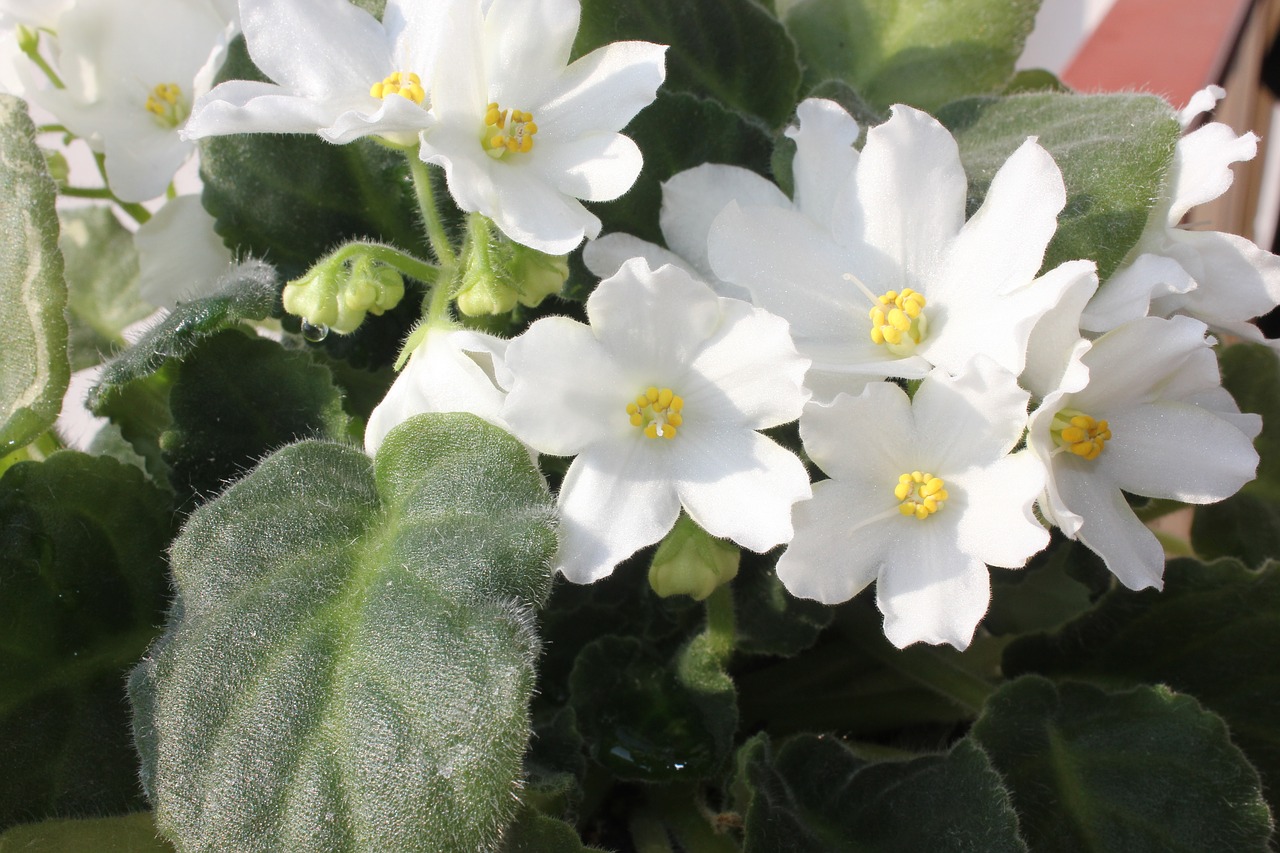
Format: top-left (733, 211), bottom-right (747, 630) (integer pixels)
top-left (1082, 86), bottom-right (1280, 342)
top-left (24, 0), bottom-right (232, 202)
top-left (1028, 315), bottom-right (1260, 591)
top-left (364, 325), bottom-right (513, 457)
top-left (183, 0), bottom-right (451, 147)
top-left (418, 0), bottom-right (666, 255)
top-left (500, 258), bottom-right (811, 583)
top-left (135, 195), bottom-right (234, 309)
top-left (776, 361), bottom-right (1048, 650)
top-left (708, 101), bottom-right (1090, 400)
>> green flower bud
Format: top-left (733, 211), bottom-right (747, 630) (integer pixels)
top-left (508, 243), bottom-right (569, 309)
top-left (282, 266), bottom-right (341, 330)
top-left (16, 25), bottom-right (39, 56)
top-left (283, 255), bottom-right (405, 336)
top-left (454, 215), bottom-right (568, 316)
top-left (455, 257), bottom-right (520, 316)
top-left (649, 515), bottom-right (740, 601)
top-left (43, 149), bottom-right (69, 186)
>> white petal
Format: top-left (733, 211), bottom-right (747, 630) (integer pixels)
top-left (876, 519), bottom-right (990, 650)
top-left (385, 0), bottom-right (453, 74)
top-left (185, 81), bottom-right (358, 138)
top-left (843, 105), bottom-right (967, 293)
top-left (1169, 122), bottom-right (1257, 222)
top-left (536, 41), bottom-right (667, 140)
top-left (683, 298), bottom-right (809, 431)
top-left (535, 132), bottom-right (642, 202)
top-left (798, 384), bottom-right (909, 486)
top-left (660, 163), bottom-right (790, 281)
top-left (555, 442), bottom-right (681, 583)
top-left (1053, 461), bottom-right (1166, 590)
top-left (786, 97), bottom-right (860, 224)
top-left (475, 156), bottom-right (602, 254)
top-left (485, 0), bottom-right (580, 102)
top-left (240, 0), bottom-right (389, 97)
top-left (583, 234), bottom-right (695, 282)
top-left (951, 451), bottom-right (1048, 569)
top-left (1178, 85), bottom-right (1225, 128)
top-left (102, 125), bottom-right (193, 202)
top-left (135, 195), bottom-right (233, 309)
top-left (1103, 401), bottom-right (1258, 502)
top-left (776, 479), bottom-right (894, 604)
top-left (587, 259), bottom-right (722, 382)
top-left (1155, 229), bottom-right (1280, 326)
top-left (426, 0), bottom-right (487, 125)
top-left (1081, 253), bottom-right (1195, 333)
top-left (502, 316), bottom-right (626, 456)
top-left (319, 95), bottom-right (433, 144)
top-left (1073, 316), bottom-right (1213, 410)
top-left (910, 361), bottom-right (1030, 473)
top-left (675, 430), bottom-right (811, 553)
top-left (1019, 260), bottom-right (1098, 399)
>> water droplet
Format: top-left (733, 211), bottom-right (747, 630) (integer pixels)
top-left (301, 320), bottom-right (329, 342)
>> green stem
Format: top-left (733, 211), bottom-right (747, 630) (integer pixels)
top-left (704, 583), bottom-right (736, 665)
top-left (407, 156), bottom-right (456, 267)
top-left (322, 241), bottom-right (439, 286)
top-left (59, 186), bottom-right (115, 200)
top-left (36, 123), bottom-right (68, 134)
top-left (20, 36), bottom-right (64, 89)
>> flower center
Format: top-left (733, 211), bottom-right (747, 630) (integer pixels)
top-left (482, 102), bottom-right (538, 157)
top-left (144, 82), bottom-right (190, 129)
top-left (626, 386), bottom-right (684, 440)
top-left (894, 471), bottom-right (948, 520)
top-left (869, 289), bottom-right (928, 356)
top-left (369, 71), bottom-right (425, 105)
top-left (1050, 409), bottom-right (1111, 460)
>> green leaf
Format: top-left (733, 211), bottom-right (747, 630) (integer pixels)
top-left (574, 0), bottom-right (802, 127)
top-left (586, 90), bottom-right (773, 252)
top-left (734, 556), bottom-right (832, 657)
top-left (738, 734), bottom-right (1026, 852)
top-left (199, 37), bottom-right (429, 280)
top-left (0, 813), bottom-right (174, 852)
top-left (568, 636), bottom-right (726, 782)
top-left (937, 92), bottom-right (1180, 281)
top-left (985, 533), bottom-right (1099, 636)
top-left (1192, 344), bottom-right (1280, 564)
top-left (501, 809), bottom-right (605, 853)
top-left (59, 207), bottom-right (149, 371)
top-left (130, 414), bottom-right (556, 852)
top-left (1003, 557), bottom-right (1280, 816)
top-left (971, 676), bottom-right (1274, 852)
top-left (161, 330), bottom-right (350, 509)
top-left (0, 94), bottom-right (69, 455)
top-left (86, 259), bottom-right (278, 412)
top-left (783, 0), bottom-right (1039, 113)
top-left (0, 453), bottom-right (173, 828)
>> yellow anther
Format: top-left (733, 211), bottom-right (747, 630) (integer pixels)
top-left (1050, 409), bottom-right (1111, 461)
top-left (895, 470), bottom-right (947, 520)
top-left (869, 288), bottom-right (928, 355)
top-left (482, 101), bottom-right (538, 158)
top-left (144, 82), bottom-right (189, 129)
top-left (371, 71), bottom-right (425, 105)
top-left (628, 387), bottom-right (684, 440)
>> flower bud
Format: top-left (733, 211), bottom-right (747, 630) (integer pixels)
top-left (649, 514), bottom-right (740, 601)
top-left (508, 243), bottom-right (569, 309)
top-left (282, 256), bottom-right (404, 336)
top-left (455, 216), bottom-right (569, 316)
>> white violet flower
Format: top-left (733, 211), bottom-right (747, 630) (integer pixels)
top-left (135, 194), bottom-right (235, 309)
top-left (419, 0), bottom-right (667, 255)
top-left (1028, 314), bottom-right (1261, 591)
top-left (708, 100), bottom-right (1093, 400)
top-left (776, 361), bottom-right (1048, 650)
top-left (183, 0), bottom-right (452, 147)
top-left (1082, 86), bottom-right (1280, 342)
top-left (501, 258), bottom-right (811, 583)
top-left (364, 326), bottom-right (513, 457)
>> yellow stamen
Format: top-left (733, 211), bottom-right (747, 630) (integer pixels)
top-left (482, 101), bottom-right (538, 158)
top-left (895, 470), bottom-right (949, 520)
top-left (869, 288), bottom-right (928, 355)
top-left (370, 71), bottom-right (425, 105)
top-left (627, 386), bottom-right (684, 440)
top-left (1050, 409), bottom-right (1111, 461)
top-left (144, 82), bottom-right (189, 129)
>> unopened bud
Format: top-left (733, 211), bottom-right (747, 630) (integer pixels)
top-left (649, 515), bottom-right (740, 601)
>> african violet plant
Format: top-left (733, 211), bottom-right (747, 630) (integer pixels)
top-left (3, 0), bottom-right (1280, 849)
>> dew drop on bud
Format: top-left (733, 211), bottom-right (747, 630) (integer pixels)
top-left (301, 320), bottom-right (329, 342)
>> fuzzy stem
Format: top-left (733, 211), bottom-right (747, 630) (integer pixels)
top-left (703, 583), bottom-right (737, 665)
top-left (407, 156), bottom-right (456, 267)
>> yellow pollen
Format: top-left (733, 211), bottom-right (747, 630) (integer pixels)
top-left (626, 386), bottom-right (684, 440)
top-left (144, 82), bottom-right (189, 129)
top-left (1050, 410), bottom-right (1111, 460)
top-left (369, 71), bottom-right (425, 105)
top-left (894, 470), bottom-right (948, 520)
top-left (482, 102), bottom-right (538, 157)
top-left (869, 289), bottom-right (927, 355)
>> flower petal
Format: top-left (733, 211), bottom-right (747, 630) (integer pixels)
top-left (135, 195), bottom-right (233, 309)
top-left (319, 95), bottom-right (433, 144)
top-left (1080, 252), bottom-right (1194, 333)
top-left (675, 429), bottom-right (810, 553)
top-left (786, 97), bottom-right (860, 224)
top-left (1073, 315), bottom-right (1213, 410)
top-left (535, 132), bottom-right (642, 202)
top-left (776, 479), bottom-right (893, 604)
top-left (583, 234), bottom-right (696, 282)
top-left (485, 0), bottom-right (581, 101)
top-left (910, 361), bottom-right (1030, 474)
top-left (1169, 122), bottom-right (1257, 222)
top-left (1019, 260), bottom-right (1098, 399)
top-left (951, 451), bottom-right (1047, 569)
top-left (536, 41), bottom-right (667, 139)
top-left (185, 81), bottom-right (361, 138)
top-left (798, 383), bottom-right (908, 486)
top-left (240, 0), bottom-right (390, 97)
top-left (1155, 229), bottom-right (1280, 326)
top-left (1053, 461), bottom-right (1166, 590)
top-left (556, 442), bottom-right (681, 583)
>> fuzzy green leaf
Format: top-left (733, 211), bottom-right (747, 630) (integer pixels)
top-left (0, 95), bottom-right (69, 454)
top-left (938, 92), bottom-right (1180, 281)
top-left (971, 676), bottom-right (1274, 852)
top-left (783, 0), bottom-right (1039, 112)
top-left (574, 0), bottom-right (801, 127)
top-left (738, 734), bottom-right (1025, 852)
top-left (131, 414), bottom-right (556, 852)
top-left (0, 453), bottom-right (173, 828)
top-left (0, 813), bottom-right (174, 852)
top-left (1004, 557), bottom-right (1280, 816)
